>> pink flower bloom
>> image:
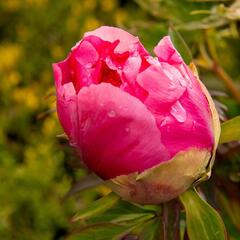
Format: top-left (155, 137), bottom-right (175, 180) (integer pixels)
top-left (53, 26), bottom-right (220, 204)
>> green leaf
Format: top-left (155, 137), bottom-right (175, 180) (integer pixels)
top-left (168, 24), bottom-right (192, 64)
top-left (65, 174), bottom-right (103, 197)
top-left (73, 192), bottom-right (120, 221)
top-left (67, 223), bottom-right (130, 240)
top-left (216, 189), bottom-right (240, 232)
top-left (179, 188), bottom-right (227, 240)
top-left (139, 219), bottom-right (161, 240)
top-left (220, 116), bottom-right (240, 143)
top-left (89, 200), bottom-right (155, 225)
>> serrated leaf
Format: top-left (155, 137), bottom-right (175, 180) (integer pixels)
top-left (179, 188), bottom-right (227, 240)
top-left (139, 219), bottom-right (161, 240)
top-left (67, 223), bottom-right (130, 240)
top-left (73, 192), bottom-right (119, 221)
top-left (220, 116), bottom-right (240, 143)
top-left (169, 25), bottom-right (192, 64)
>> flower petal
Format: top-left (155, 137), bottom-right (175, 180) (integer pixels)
top-left (76, 83), bottom-right (169, 179)
top-left (53, 63), bottom-right (78, 146)
top-left (84, 26), bottom-right (148, 55)
top-left (137, 64), bottom-right (186, 112)
top-left (154, 36), bottom-right (183, 64)
top-left (139, 36), bottom-right (214, 157)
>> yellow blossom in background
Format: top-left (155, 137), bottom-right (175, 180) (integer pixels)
top-left (8, 71), bottom-right (21, 87)
top-left (115, 9), bottom-right (128, 26)
top-left (1, 0), bottom-right (21, 11)
top-left (100, 0), bottom-right (116, 12)
top-left (42, 117), bottom-right (58, 137)
top-left (0, 44), bottom-right (22, 71)
top-left (25, 0), bottom-right (48, 7)
top-left (17, 24), bottom-right (30, 41)
top-left (70, 3), bottom-right (83, 17)
top-left (51, 45), bottom-right (64, 59)
top-left (83, 0), bottom-right (97, 11)
top-left (12, 87), bottom-right (39, 110)
top-left (83, 17), bottom-right (101, 32)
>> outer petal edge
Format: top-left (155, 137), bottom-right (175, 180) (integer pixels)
top-left (107, 148), bottom-right (211, 204)
top-left (189, 63), bottom-right (221, 179)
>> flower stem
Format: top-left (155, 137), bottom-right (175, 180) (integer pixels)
top-left (161, 199), bottom-right (181, 240)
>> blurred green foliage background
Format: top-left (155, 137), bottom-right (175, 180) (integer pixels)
top-left (0, 0), bottom-right (240, 239)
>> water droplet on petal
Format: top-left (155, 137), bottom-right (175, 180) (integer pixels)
top-left (163, 68), bottom-right (174, 81)
top-left (160, 117), bottom-right (171, 127)
top-left (166, 126), bottom-right (170, 132)
top-left (179, 65), bottom-right (192, 88)
top-left (178, 77), bottom-right (187, 87)
top-left (70, 70), bottom-right (75, 78)
top-left (108, 110), bottom-right (116, 118)
top-left (82, 77), bottom-right (88, 83)
top-left (125, 127), bottom-right (130, 133)
top-left (146, 56), bottom-right (160, 66)
top-left (192, 120), bottom-right (197, 129)
top-left (86, 63), bottom-right (93, 69)
top-left (81, 117), bottom-right (91, 131)
top-left (170, 101), bottom-right (186, 123)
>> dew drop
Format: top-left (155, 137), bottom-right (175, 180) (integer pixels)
top-left (160, 117), bottom-right (171, 127)
top-left (192, 120), bottom-right (197, 129)
top-left (163, 68), bottom-right (174, 81)
top-left (108, 110), bottom-right (116, 118)
top-left (170, 101), bottom-right (186, 123)
top-left (82, 77), bottom-right (88, 83)
top-left (146, 56), bottom-right (160, 66)
top-left (125, 127), bottom-right (130, 133)
top-left (179, 65), bottom-right (192, 88)
top-left (81, 117), bottom-right (91, 131)
top-left (178, 77), bottom-right (187, 87)
top-left (86, 63), bottom-right (93, 69)
top-left (70, 70), bottom-right (75, 78)
top-left (166, 126), bottom-right (170, 132)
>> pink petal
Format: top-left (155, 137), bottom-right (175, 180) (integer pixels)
top-left (74, 40), bottom-right (99, 66)
top-left (150, 36), bottom-right (214, 156)
top-left (154, 36), bottom-right (183, 64)
top-left (137, 64), bottom-right (186, 113)
top-left (53, 63), bottom-right (78, 146)
top-left (76, 83), bottom-right (170, 179)
top-left (84, 26), bottom-right (148, 55)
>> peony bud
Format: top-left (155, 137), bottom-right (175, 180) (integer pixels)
top-left (53, 26), bottom-right (220, 204)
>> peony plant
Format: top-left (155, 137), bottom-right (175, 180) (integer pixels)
top-left (53, 26), bottom-right (220, 204)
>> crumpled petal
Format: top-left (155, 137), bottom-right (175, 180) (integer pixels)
top-left (137, 36), bottom-right (214, 157)
top-left (76, 83), bottom-right (169, 179)
top-left (84, 26), bottom-right (148, 55)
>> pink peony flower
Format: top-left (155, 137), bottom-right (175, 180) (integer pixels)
top-left (53, 26), bottom-right (220, 204)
